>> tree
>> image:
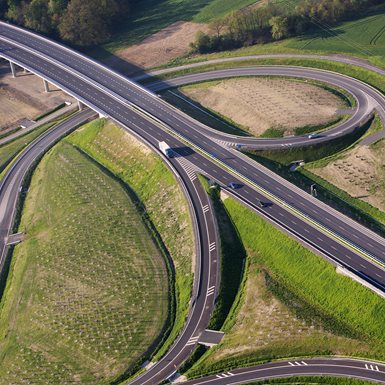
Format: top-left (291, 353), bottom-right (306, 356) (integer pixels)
top-left (25, 0), bottom-right (53, 33)
top-left (209, 19), bottom-right (226, 38)
top-left (269, 16), bottom-right (289, 40)
top-left (191, 31), bottom-right (212, 53)
top-left (58, 0), bottom-right (119, 46)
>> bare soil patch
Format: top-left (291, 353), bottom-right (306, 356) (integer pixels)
top-left (0, 64), bottom-right (74, 130)
top-left (311, 142), bottom-right (385, 212)
top-left (181, 78), bottom-right (346, 137)
top-left (108, 21), bottom-right (209, 72)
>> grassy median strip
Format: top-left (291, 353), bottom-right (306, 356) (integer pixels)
top-left (0, 121), bottom-right (56, 175)
top-left (186, 197), bottom-right (385, 378)
top-left (67, 119), bottom-right (194, 362)
top-left (0, 141), bottom-right (170, 384)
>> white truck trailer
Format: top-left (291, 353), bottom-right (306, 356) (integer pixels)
top-left (159, 141), bottom-right (173, 158)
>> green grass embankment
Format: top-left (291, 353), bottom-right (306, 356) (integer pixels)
top-left (67, 119), bottom-right (194, 362)
top-left (186, 197), bottom-right (385, 378)
top-left (0, 141), bottom-right (170, 384)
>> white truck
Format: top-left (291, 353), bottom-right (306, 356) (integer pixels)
top-left (159, 141), bottom-right (174, 158)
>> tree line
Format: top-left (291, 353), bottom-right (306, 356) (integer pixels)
top-left (0, 0), bottom-right (132, 46)
top-left (191, 0), bottom-right (385, 54)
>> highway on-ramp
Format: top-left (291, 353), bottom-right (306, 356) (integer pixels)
top-left (1, 22), bottom-right (385, 385)
top-left (184, 358), bottom-right (385, 385)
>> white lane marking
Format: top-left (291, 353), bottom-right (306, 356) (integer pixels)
top-left (207, 286), bottom-right (215, 297)
top-left (186, 336), bottom-right (199, 346)
top-left (216, 372), bottom-right (235, 378)
top-left (203, 204), bottom-right (210, 213)
top-left (365, 364), bottom-right (380, 371)
top-left (289, 361), bottom-right (307, 366)
top-left (209, 242), bottom-right (216, 252)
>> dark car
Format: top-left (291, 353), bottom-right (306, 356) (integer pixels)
top-left (228, 182), bottom-right (241, 189)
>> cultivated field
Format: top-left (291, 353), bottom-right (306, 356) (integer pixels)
top-left (287, 6), bottom-right (385, 59)
top-left (180, 78), bottom-right (347, 137)
top-left (0, 142), bottom-right (169, 384)
top-left (188, 197), bottom-right (385, 377)
top-left (0, 65), bottom-right (74, 130)
top-left (68, 120), bottom-right (194, 359)
top-left (309, 139), bottom-right (385, 213)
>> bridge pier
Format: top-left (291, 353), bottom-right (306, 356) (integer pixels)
top-left (77, 100), bottom-right (84, 111)
top-left (9, 61), bottom-right (16, 78)
top-left (43, 79), bottom-right (49, 93)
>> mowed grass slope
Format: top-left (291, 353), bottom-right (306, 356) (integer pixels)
top-left (187, 197), bottom-right (385, 377)
top-left (68, 119), bottom-right (194, 359)
top-left (0, 142), bottom-right (169, 384)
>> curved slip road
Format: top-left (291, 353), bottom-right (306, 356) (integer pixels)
top-left (184, 358), bottom-right (385, 385)
top-left (1, 22), bottom-right (385, 384)
top-left (148, 66), bottom-right (376, 148)
top-left (0, 109), bottom-right (96, 271)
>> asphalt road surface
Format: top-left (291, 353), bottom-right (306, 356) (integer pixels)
top-left (1, 22), bottom-right (385, 385)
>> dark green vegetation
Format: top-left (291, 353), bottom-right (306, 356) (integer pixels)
top-left (67, 119), bottom-right (194, 361)
top-left (1, 0), bottom-right (130, 46)
top-left (186, 197), bottom-right (385, 378)
top-left (0, 141), bottom-right (169, 384)
top-left (191, 0), bottom-right (385, 54)
top-left (0, 0), bottom-right (257, 49)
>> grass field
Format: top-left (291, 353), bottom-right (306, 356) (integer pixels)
top-left (67, 119), bottom-right (194, 361)
top-left (100, 0), bottom-right (258, 53)
top-left (0, 141), bottom-right (169, 384)
top-left (186, 197), bottom-right (385, 378)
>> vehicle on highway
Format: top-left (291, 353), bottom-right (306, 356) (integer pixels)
top-left (228, 182), bottom-right (242, 189)
top-left (308, 133), bottom-right (322, 139)
top-left (159, 141), bottom-right (174, 158)
top-left (257, 200), bottom-right (269, 208)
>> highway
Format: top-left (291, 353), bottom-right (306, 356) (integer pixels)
top-left (1, 22), bottom-right (385, 385)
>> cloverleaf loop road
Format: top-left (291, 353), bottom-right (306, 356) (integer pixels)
top-left (0, 22), bottom-right (385, 385)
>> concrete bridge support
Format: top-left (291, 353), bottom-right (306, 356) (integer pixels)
top-left (43, 79), bottom-right (50, 93)
top-left (9, 61), bottom-right (16, 77)
top-left (77, 100), bottom-right (84, 111)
